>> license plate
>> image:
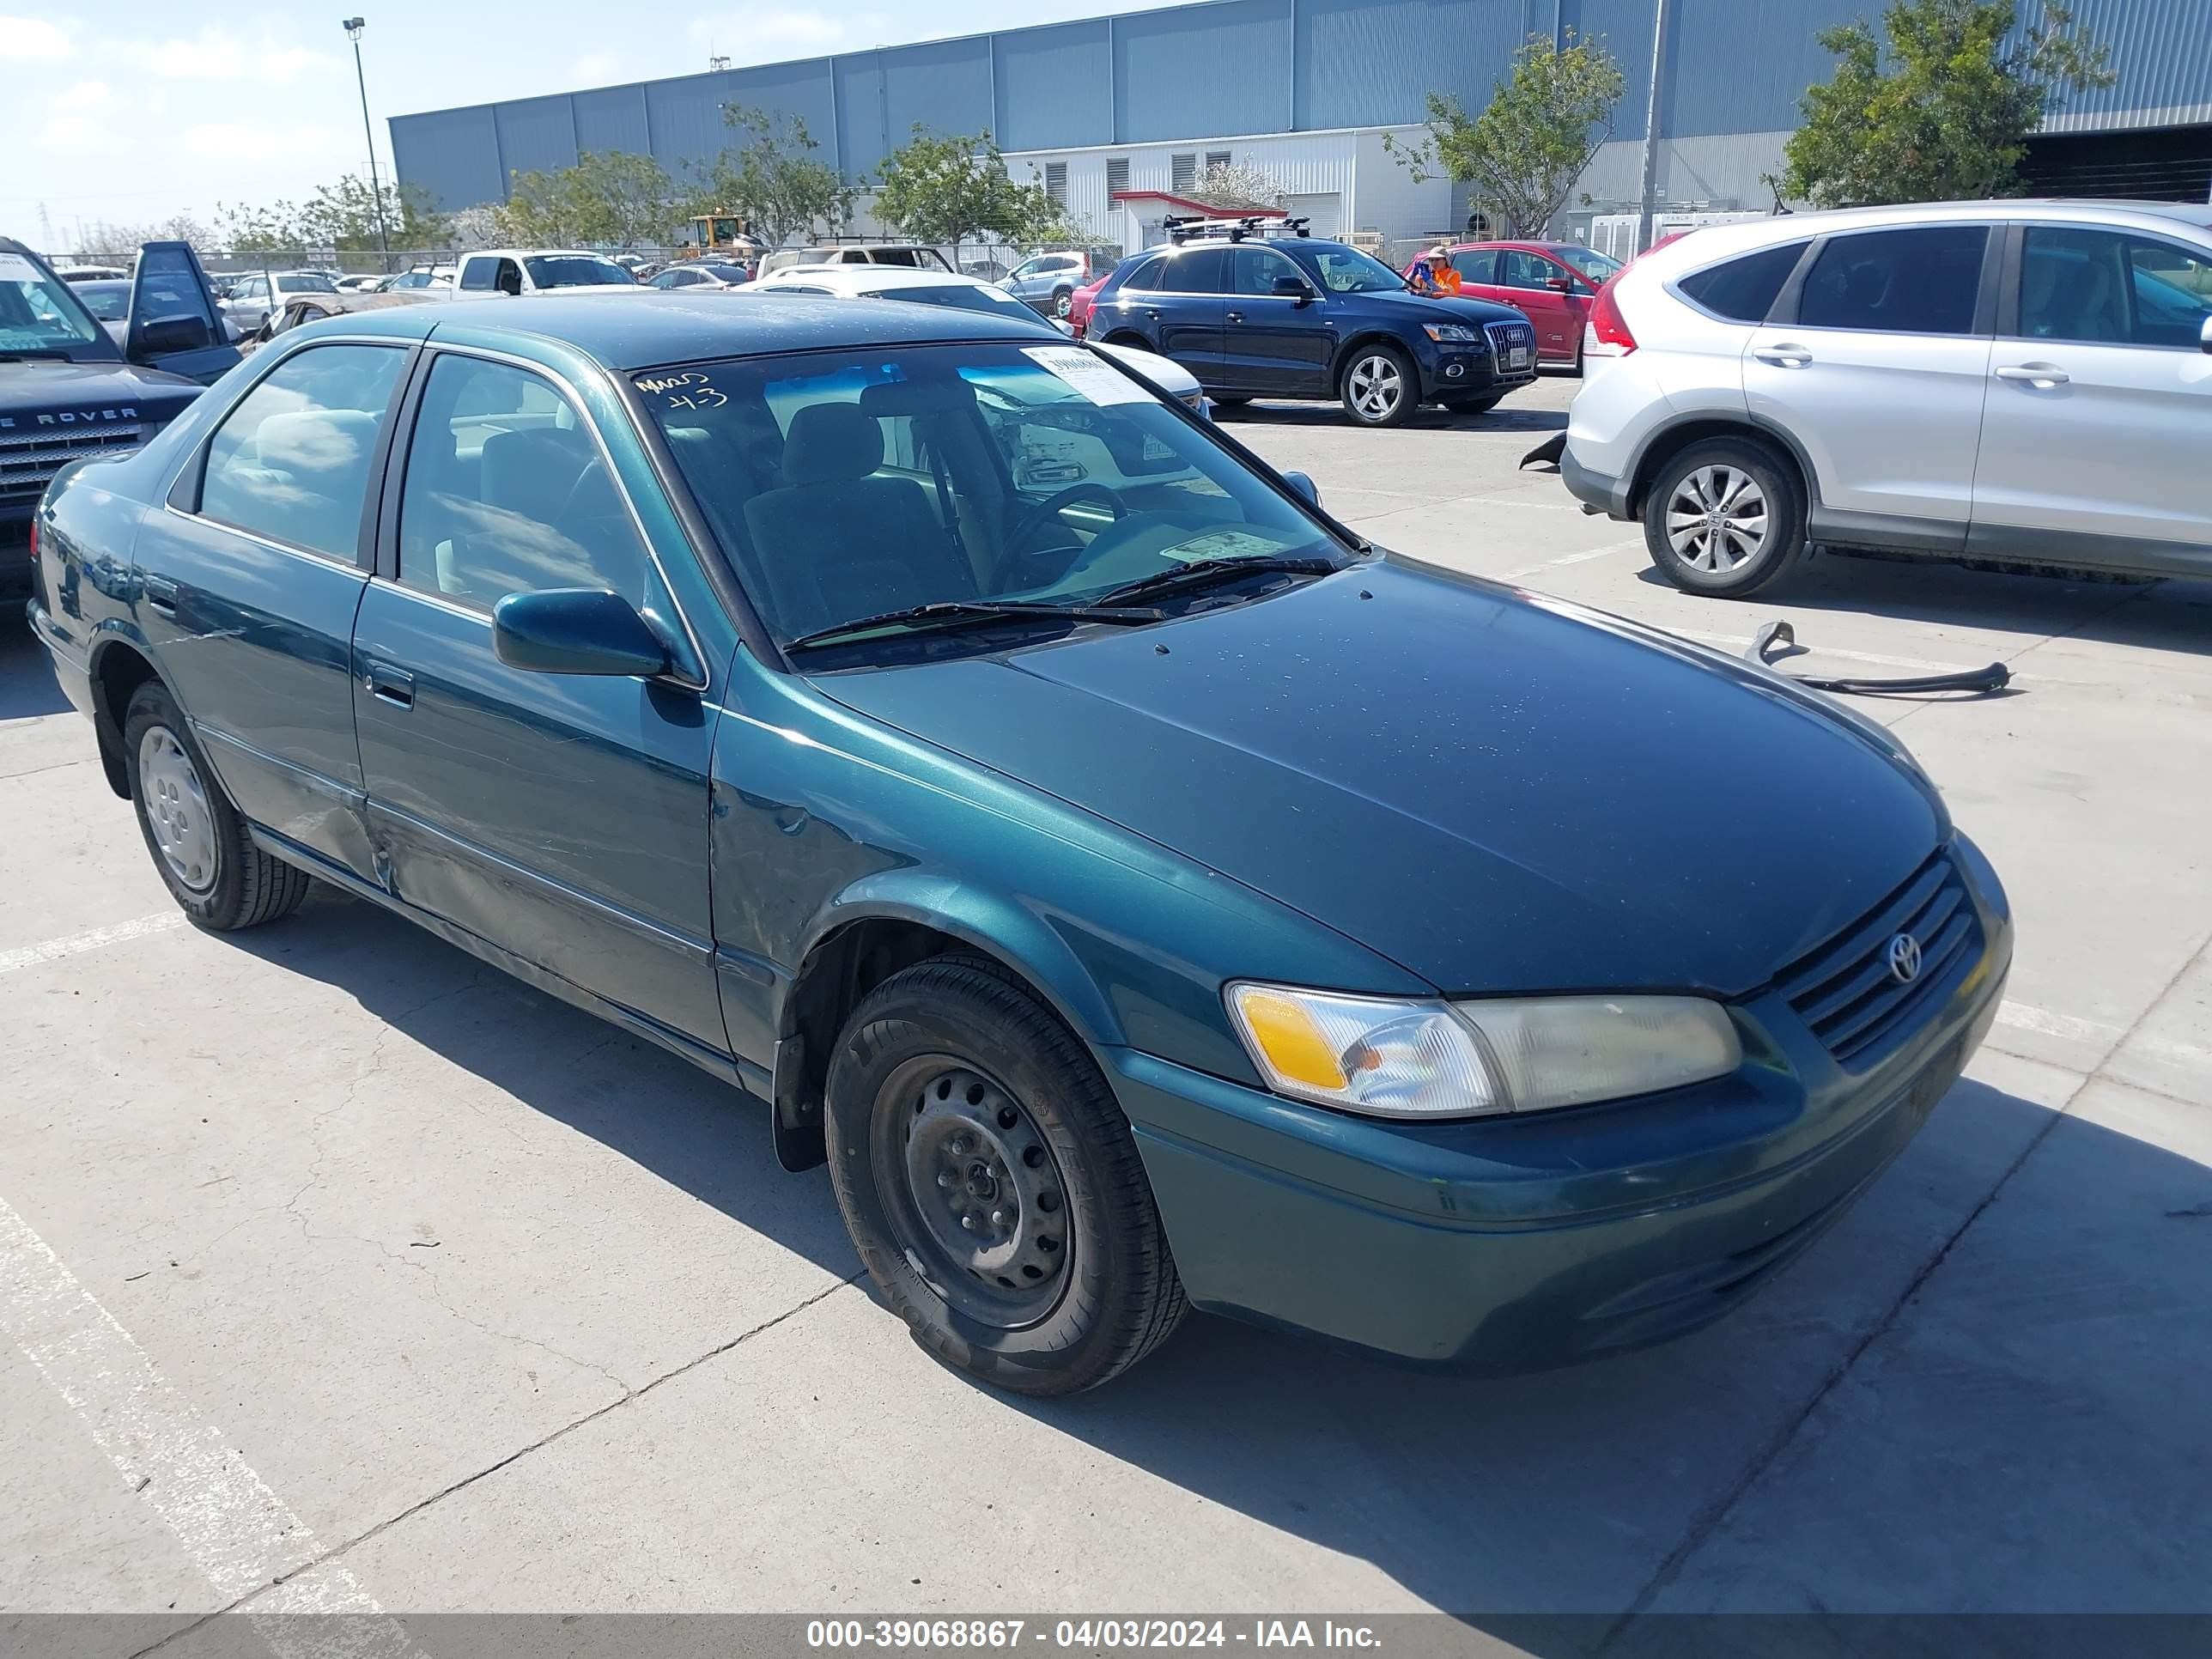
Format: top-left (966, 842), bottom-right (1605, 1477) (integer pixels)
top-left (1507, 347), bottom-right (1530, 370)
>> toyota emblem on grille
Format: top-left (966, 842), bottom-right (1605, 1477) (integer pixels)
top-left (1887, 933), bottom-right (1923, 985)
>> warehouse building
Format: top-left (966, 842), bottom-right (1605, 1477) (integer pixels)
top-left (389, 0), bottom-right (2212, 253)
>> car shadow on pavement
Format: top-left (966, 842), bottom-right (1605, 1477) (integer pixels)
top-left (1218, 403), bottom-right (1567, 434)
top-left (0, 620), bottom-right (70, 720)
top-left (217, 894), bottom-right (859, 1279)
top-left (1642, 553), bottom-right (2212, 659)
top-left (1002, 1076), bottom-right (2212, 1626)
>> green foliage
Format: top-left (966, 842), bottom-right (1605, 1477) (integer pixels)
top-left (1778, 0), bottom-right (2115, 206)
top-left (872, 127), bottom-right (1075, 251)
top-left (494, 151), bottom-right (684, 247)
top-left (217, 175), bottom-right (447, 254)
top-left (691, 106), bottom-right (855, 248)
top-left (1383, 31), bottom-right (1626, 238)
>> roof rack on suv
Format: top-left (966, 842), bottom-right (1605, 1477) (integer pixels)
top-left (1164, 215), bottom-right (1311, 244)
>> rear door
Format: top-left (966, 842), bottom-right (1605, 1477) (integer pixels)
top-left (1145, 246), bottom-right (1228, 382)
top-left (1223, 244), bottom-right (1333, 394)
top-left (1742, 224), bottom-right (1996, 545)
top-left (137, 339), bottom-right (412, 881)
top-left (1972, 223), bottom-right (2212, 570)
top-left (349, 345), bottom-right (725, 1050)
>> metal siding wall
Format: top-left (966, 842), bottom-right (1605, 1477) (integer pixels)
top-left (1115, 0), bottom-right (1293, 143)
top-left (834, 57), bottom-right (887, 180)
top-left (389, 107), bottom-right (505, 211)
top-left (1295, 0), bottom-right (1522, 130)
top-left (570, 86), bottom-right (652, 157)
top-left (1668, 0), bottom-right (1863, 138)
top-left (643, 76), bottom-right (737, 179)
top-left (1565, 0), bottom-right (1655, 140)
top-left (494, 95), bottom-right (578, 179)
top-left (884, 38), bottom-right (997, 154)
top-left (994, 21), bottom-right (1114, 152)
top-left (2033, 0), bottom-right (2212, 129)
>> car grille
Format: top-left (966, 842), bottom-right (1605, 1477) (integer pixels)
top-left (1484, 319), bottom-right (1535, 363)
top-left (0, 423), bottom-right (146, 508)
top-left (1776, 848), bottom-right (1981, 1070)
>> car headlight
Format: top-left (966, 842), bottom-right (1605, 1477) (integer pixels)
top-left (1422, 323), bottom-right (1481, 343)
top-left (1226, 982), bottom-right (1741, 1119)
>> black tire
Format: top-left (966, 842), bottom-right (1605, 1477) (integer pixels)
top-left (1212, 395), bottom-right (1253, 408)
top-left (1642, 436), bottom-right (1807, 599)
top-left (1340, 342), bottom-right (1419, 428)
top-left (124, 681), bottom-right (311, 932)
top-left (1443, 392), bottom-right (1504, 416)
top-left (825, 955), bottom-right (1188, 1395)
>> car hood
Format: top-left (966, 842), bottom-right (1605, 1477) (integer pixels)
top-left (0, 356), bottom-right (206, 420)
top-left (810, 560), bottom-right (1944, 998)
top-left (1348, 289), bottom-right (1528, 328)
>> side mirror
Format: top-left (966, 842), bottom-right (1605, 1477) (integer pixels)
top-left (135, 315), bottom-right (213, 356)
top-left (2202, 315), bottom-right (2212, 355)
top-left (493, 588), bottom-right (671, 678)
top-left (1273, 273), bottom-right (1316, 305)
top-left (1547, 275), bottom-right (1575, 292)
top-left (1281, 470), bottom-right (1322, 509)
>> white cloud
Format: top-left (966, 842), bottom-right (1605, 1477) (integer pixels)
top-left (0, 15), bottom-right (72, 61)
top-left (40, 79), bottom-right (125, 157)
top-left (119, 27), bottom-right (334, 84)
top-left (685, 8), bottom-right (848, 60)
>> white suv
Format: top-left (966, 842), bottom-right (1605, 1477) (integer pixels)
top-left (1560, 199), bottom-right (2212, 596)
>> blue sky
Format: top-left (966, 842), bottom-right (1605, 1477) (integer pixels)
top-left (2, 0), bottom-right (1177, 247)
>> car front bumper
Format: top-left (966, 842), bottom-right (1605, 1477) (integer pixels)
top-left (1108, 891), bottom-right (2009, 1371)
top-left (1419, 344), bottom-right (1536, 399)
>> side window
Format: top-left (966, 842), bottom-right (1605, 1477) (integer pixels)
top-left (1233, 246), bottom-right (1303, 296)
top-left (2019, 228), bottom-right (2212, 349)
top-left (397, 354), bottom-right (657, 615)
top-left (1797, 226), bottom-right (1987, 336)
top-left (198, 344), bottom-right (406, 560)
top-left (1011, 258), bottom-right (1043, 281)
top-left (459, 257), bottom-right (495, 292)
top-left (1121, 255), bottom-right (1165, 292)
top-left (1449, 249), bottom-right (1496, 284)
top-left (1676, 241), bottom-right (1808, 323)
top-left (1500, 251), bottom-right (1553, 289)
top-left (1161, 246), bottom-right (1227, 294)
top-left (494, 259), bottom-right (524, 296)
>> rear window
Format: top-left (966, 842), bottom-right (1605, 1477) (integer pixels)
top-left (524, 256), bottom-right (635, 288)
top-left (1676, 242), bottom-right (1808, 324)
top-left (1796, 227), bottom-right (1988, 336)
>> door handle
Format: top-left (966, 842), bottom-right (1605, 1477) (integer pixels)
top-left (1995, 362), bottom-right (2069, 386)
top-left (1225, 310), bottom-right (1244, 324)
top-left (1753, 345), bottom-right (1814, 368)
top-left (362, 662), bottom-right (414, 709)
top-left (142, 574), bottom-right (179, 617)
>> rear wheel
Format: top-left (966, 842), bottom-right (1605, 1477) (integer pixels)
top-left (1051, 287), bottom-right (1074, 320)
top-left (1340, 343), bottom-right (1418, 428)
top-left (124, 681), bottom-right (311, 931)
top-left (1642, 438), bottom-right (1806, 599)
top-left (825, 956), bottom-right (1188, 1395)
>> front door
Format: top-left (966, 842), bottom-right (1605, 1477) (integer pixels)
top-left (1972, 224), bottom-right (2212, 571)
top-left (1498, 249), bottom-right (1578, 361)
top-left (1743, 223), bottom-right (1996, 544)
top-left (133, 339), bottom-right (410, 881)
top-left (1221, 244), bottom-right (1333, 394)
top-left (350, 347), bottom-right (725, 1050)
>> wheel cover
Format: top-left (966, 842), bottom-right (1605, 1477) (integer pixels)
top-left (1665, 465), bottom-right (1770, 573)
top-left (1053, 291), bottom-right (1073, 319)
top-left (138, 726), bottom-right (218, 895)
top-left (1346, 354), bottom-right (1403, 420)
top-left (878, 1059), bottom-right (1073, 1327)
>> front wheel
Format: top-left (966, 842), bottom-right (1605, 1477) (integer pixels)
top-left (1051, 287), bottom-right (1074, 320)
top-left (1340, 344), bottom-right (1419, 428)
top-left (124, 681), bottom-right (311, 931)
top-left (1643, 438), bottom-right (1807, 599)
top-left (825, 957), bottom-right (1188, 1395)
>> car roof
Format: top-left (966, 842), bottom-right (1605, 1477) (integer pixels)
top-left (1640, 198), bottom-right (2212, 270)
top-left (762, 266), bottom-right (986, 293)
top-left (318, 289), bottom-right (1055, 368)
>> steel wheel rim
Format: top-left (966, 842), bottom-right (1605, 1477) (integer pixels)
top-left (1665, 465), bottom-right (1770, 572)
top-left (138, 726), bottom-right (218, 894)
top-left (878, 1058), bottom-right (1073, 1327)
top-left (1347, 354), bottom-right (1403, 420)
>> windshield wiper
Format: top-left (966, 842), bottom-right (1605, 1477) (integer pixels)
top-left (786, 599), bottom-right (1166, 653)
top-left (1097, 554), bottom-right (1340, 607)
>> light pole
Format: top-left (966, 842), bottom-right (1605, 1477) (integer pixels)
top-left (341, 17), bottom-right (392, 270)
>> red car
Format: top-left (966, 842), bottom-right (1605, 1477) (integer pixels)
top-left (1404, 240), bottom-right (1623, 371)
top-left (1066, 272), bottom-right (1110, 338)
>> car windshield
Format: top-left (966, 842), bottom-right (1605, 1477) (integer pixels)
top-left (1555, 246), bottom-right (1622, 283)
top-left (525, 256), bottom-right (636, 288)
top-left (276, 273), bottom-right (338, 294)
top-left (636, 342), bottom-right (1348, 656)
top-left (874, 284), bottom-right (1036, 317)
top-left (0, 251), bottom-right (108, 355)
top-left (76, 281), bottom-right (132, 321)
top-left (1308, 246), bottom-right (1407, 294)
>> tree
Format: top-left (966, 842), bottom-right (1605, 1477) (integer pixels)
top-left (218, 175), bottom-right (447, 256)
top-left (692, 105), bottom-right (854, 248)
top-left (495, 151), bottom-right (682, 248)
top-left (70, 216), bottom-right (213, 256)
top-left (1777, 0), bottom-right (2114, 206)
top-left (872, 127), bottom-right (1067, 251)
top-left (1383, 30), bottom-right (1626, 238)
top-left (1186, 159), bottom-right (1289, 212)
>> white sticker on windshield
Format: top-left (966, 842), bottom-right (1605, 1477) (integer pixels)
top-left (0, 252), bottom-right (46, 283)
top-left (1021, 345), bottom-right (1152, 406)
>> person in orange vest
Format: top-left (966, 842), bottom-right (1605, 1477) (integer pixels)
top-left (1407, 245), bottom-right (1462, 297)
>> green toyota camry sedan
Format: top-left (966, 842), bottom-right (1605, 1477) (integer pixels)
top-left (28, 294), bottom-right (2009, 1393)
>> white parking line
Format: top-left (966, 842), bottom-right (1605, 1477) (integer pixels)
top-left (1499, 538), bottom-right (1644, 581)
top-left (0, 912), bottom-right (185, 977)
top-left (1997, 1000), bottom-right (2211, 1076)
top-left (0, 1193), bottom-right (421, 1655)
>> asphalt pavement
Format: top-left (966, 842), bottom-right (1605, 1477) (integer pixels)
top-left (3, 371), bottom-right (2208, 1647)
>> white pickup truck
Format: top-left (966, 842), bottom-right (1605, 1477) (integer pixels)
top-left (446, 249), bottom-right (643, 299)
